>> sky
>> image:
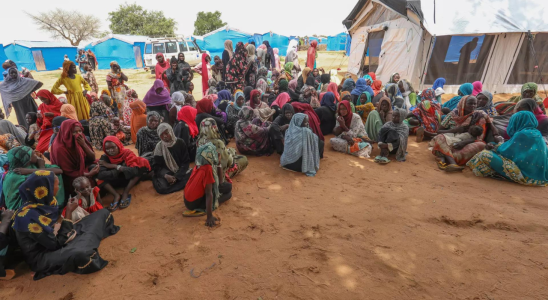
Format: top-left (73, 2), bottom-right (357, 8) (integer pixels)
top-left (1, 0), bottom-right (357, 45)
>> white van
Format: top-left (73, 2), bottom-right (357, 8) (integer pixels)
top-left (143, 37), bottom-right (208, 69)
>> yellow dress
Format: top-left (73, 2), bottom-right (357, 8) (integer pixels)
top-left (51, 75), bottom-right (91, 120)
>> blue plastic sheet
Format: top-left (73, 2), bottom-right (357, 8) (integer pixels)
top-left (4, 44), bottom-right (76, 72)
top-left (327, 33), bottom-right (348, 51)
top-left (0, 45), bottom-right (7, 81)
top-left (262, 33), bottom-right (290, 58)
top-left (85, 38), bottom-right (142, 70)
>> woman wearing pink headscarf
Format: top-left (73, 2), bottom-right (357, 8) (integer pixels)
top-left (472, 81), bottom-right (483, 96)
top-left (273, 48), bottom-right (281, 71)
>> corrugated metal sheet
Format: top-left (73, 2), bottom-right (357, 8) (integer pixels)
top-left (12, 40), bottom-right (75, 48)
top-left (32, 50), bottom-right (46, 71)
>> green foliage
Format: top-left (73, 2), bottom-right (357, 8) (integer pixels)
top-left (193, 11), bottom-right (227, 36)
top-left (108, 3), bottom-right (177, 37)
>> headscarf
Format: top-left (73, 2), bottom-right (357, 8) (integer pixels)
top-left (472, 81), bottom-right (483, 96)
top-left (224, 40), bottom-right (234, 59)
top-left (320, 74), bottom-right (331, 85)
top-left (60, 104), bottom-right (78, 120)
top-left (432, 78), bottom-right (446, 90)
top-left (412, 100), bottom-right (442, 133)
top-left (337, 100), bottom-right (353, 128)
top-left (12, 171), bottom-right (59, 234)
top-left (372, 80), bottom-right (382, 96)
top-left (320, 92), bottom-right (337, 111)
top-left (103, 136), bottom-right (150, 170)
top-left (359, 91), bottom-right (372, 104)
top-left (289, 79), bottom-right (298, 91)
top-left (153, 123), bottom-right (179, 173)
top-left (442, 83), bottom-right (474, 111)
top-left (291, 102), bottom-right (324, 141)
top-left (171, 91), bottom-right (186, 111)
top-left (226, 42), bottom-right (248, 92)
top-left (327, 82), bottom-right (340, 102)
top-left (351, 78), bottom-right (374, 96)
top-left (196, 98), bottom-right (214, 115)
top-left (195, 142), bottom-right (220, 209)
top-left (302, 67), bottom-right (311, 84)
top-left (243, 86), bottom-right (253, 101)
top-left (0, 120), bottom-right (26, 145)
top-left (509, 82), bottom-right (543, 103)
top-left (177, 106), bottom-right (199, 137)
top-left (0, 67), bottom-right (41, 117)
top-left (263, 41), bottom-right (276, 69)
top-left (216, 90), bottom-right (232, 107)
top-left (201, 53), bottom-right (210, 96)
top-left (306, 40), bottom-right (318, 69)
top-left (272, 92), bottom-right (291, 108)
top-left (36, 89), bottom-right (63, 129)
top-left (143, 79), bottom-right (172, 106)
top-left (398, 79), bottom-right (414, 109)
top-left (278, 79), bottom-right (289, 92)
top-left (256, 79), bottom-right (268, 94)
top-left (342, 78), bottom-right (356, 92)
top-left (284, 62), bottom-right (294, 80)
top-left (280, 113), bottom-right (320, 177)
top-left (476, 91), bottom-right (497, 116)
top-left (249, 90), bottom-right (262, 109)
top-left (61, 61), bottom-right (73, 78)
top-left (388, 73), bottom-right (400, 84)
top-left (379, 108), bottom-right (409, 162)
top-left (377, 96), bottom-right (394, 122)
top-left (286, 40), bottom-right (299, 64)
top-left (258, 107), bottom-right (275, 123)
top-left (246, 44), bottom-right (256, 62)
top-left (363, 74), bottom-right (373, 84)
top-left (420, 88), bottom-right (435, 102)
top-left (51, 120), bottom-right (93, 178)
top-left (368, 72), bottom-right (376, 81)
top-left (130, 100), bottom-right (147, 143)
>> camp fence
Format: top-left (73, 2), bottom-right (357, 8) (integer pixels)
top-left (3, 41), bottom-right (77, 72)
top-left (343, 0), bottom-right (548, 94)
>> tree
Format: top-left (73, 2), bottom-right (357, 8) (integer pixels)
top-left (193, 11), bottom-right (227, 36)
top-left (108, 3), bottom-right (176, 37)
top-left (27, 9), bottom-right (102, 46)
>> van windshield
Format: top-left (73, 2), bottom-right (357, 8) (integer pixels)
top-left (166, 42), bottom-right (178, 53)
top-left (179, 42), bottom-right (188, 52)
top-left (188, 42), bottom-right (197, 51)
top-left (153, 43), bottom-right (165, 54)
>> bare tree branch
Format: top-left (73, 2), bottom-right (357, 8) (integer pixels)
top-left (26, 9), bottom-right (102, 46)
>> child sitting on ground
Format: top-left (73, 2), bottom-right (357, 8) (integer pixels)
top-left (62, 176), bottom-right (104, 222)
top-left (111, 117), bottom-right (132, 145)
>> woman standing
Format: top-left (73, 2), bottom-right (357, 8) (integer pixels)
top-left (51, 61), bottom-right (91, 120)
top-left (35, 90), bottom-right (63, 153)
top-left (194, 54), bottom-right (212, 97)
top-left (330, 100), bottom-right (372, 158)
top-left (222, 40), bottom-right (234, 72)
top-left (306, 41), bottom-right (318, 69)
top-left (106, 61), bottom-right (129, 117)
top-left (83, 64), bottom-right (99, 94)
top-left (155, 53), bottom-right (170, 89)
top-left (143, 79), bottom-right (172, 122)
top-left (280, 113), bottom-right (320, 176)
top-left (0, 67), bottom-right (42, 127)
top-left (263, 41), bottom-right (276, 70)
top-left (226, 42), bottom-right (249, 93)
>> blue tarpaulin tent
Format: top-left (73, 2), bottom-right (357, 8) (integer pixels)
top-left (0, 45), bottom-right (7, 81)
top-left (200, 26), bottom-right (252, 59)
top-left (85, 34), bottom-right (147, 70)
top-left (4, 41), bottom-right (77, 72)
top-left (262, 32), bottom-right (290, 57)
top-left (327, 33), bottom-right (348, 51)
top-left (309, 37), bottom-right (328, 45)
top-left (346, 35), bottom-right (352, 56)
top-left (252, 34), bottom-right (263, 46)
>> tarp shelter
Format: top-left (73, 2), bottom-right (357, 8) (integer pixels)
top-left (85, 34), bottom-right (147, 70)
top-left (309, 37), bottom-right (328, 45)
top-left (0, 45), bottom-right (7, 81)
top-left (327, 33), bottom-right (349, 51)
top-left (343, 0), bottom-right (548, 94)
top-left (4, 41), bottom-right (77, 72)
top-left (262, 32), bottom-right (290, 57)
top-left (200, 26), bottom-right (253, 59)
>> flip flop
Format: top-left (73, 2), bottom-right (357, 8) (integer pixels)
top-left (437, 161), bottom-right (447, 170)
top-left (119, 194), bottom-right (132, 209)
top-left (183, 210), bottom-right (206, 217)
top-left (416, 127), bottom-right (425, 143)
top-left (108, 201), bottom-right (119, 212)
top-left (445, 164), bottom-right (464, 172)
top-left (374, 156), bottom-right (391, 164)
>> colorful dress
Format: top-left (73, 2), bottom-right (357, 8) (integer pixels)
top-left (51, 75), bottom-right (91, 121)
top-left (106, 72), bottom-right (128, 113)
top-left (234, 107), bottom-right (272, 156)
top-left (0, 134), bottom-right (21, 154)
top-left (89, 101), bottom-right (114, 150)
top-left (123, 89), bottom-right (138, 125)
top-left (330, 113), bottom-right (372, 157)
top-left (84, 71), bottom-right (99, 94)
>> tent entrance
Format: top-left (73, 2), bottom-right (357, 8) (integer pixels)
top-left (32, 50), bottom-right (46, 71)
top-left (359, 31), bottom-right (385, 76)
top-left (133, 46), bottom-right (143, 68)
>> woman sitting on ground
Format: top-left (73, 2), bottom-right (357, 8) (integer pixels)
top-left (89, 94), bottom-right (115, 150)
top-left (60, 104), bottom-right (78, 120)
top-left (235, 107), bottom-right (273, 156)
top-left (492, 98), bottom-right (548, 142)
top-left (300, 77), bottom-right (320, 108)
top-left (398, 79), bottom-right (417, 109)
top-left (431, 95), bottom-right (502, 171)
top-left (354, 91), bottom-right (375, 125)
top-left (271, 104), bottom-right (295, 154)
top-left (184, 143), bottom-right (232, 227)
top-left (0, 119), bottom-right (26, 147)
top-left (350, 78), bottom-right (374, 106)
top-left (331, 100), bottom-right (372, 158)
top-left (375, 108), bottom-right (409, 164)
top-left (364, 96), bottom-right (393, 142)
top-left (143, 79), bottom-right (172, 122)
top-left (12, 171), bottom-right (119, 281)
top-left (198, 118), bottom-right (248, 179)
top-left (468, 111), bottom-right (548, 186)
top-left (246, 89), bottom-right (268, 118)
top-left (226, 90), bottom-right (245, 136)
top-left (90, 136), bottom-right (151, 211)
top-left (35, 90), bottom-right (63, 153)
top-left (174, 106), bottom-right (199, 159)
top-left (136, 111), bottom-right (162, 163)
top-left (291, 102), bottom-right (324, 144)
top-left (129, 100), bottom-right (147, 144)
top-left (280, 113), bottom-right (320, 176)
top-left (476, 91), bottom-right (498, 116)
top-left (408, 92), bottom-right (442, 143)
top-left (153, 123), bottom-right (191, 195)
top-left (315, 92), bottom-right (337, 136)
top-left (271, 89), bottom-right (290, 120)
top-left (496, 82), bottom-right (545, 115)
top-left (3, 146), bottom-right (64, 210)
top-left (195, 99), bottom-right (228, 143)
top-left (442, 83), bottom-right (473, 112)
top-left (61, 176), bottom-right (104, 222)
top-left (168, 91), bottom-right (186, 126)
top-left (24, 113), bottom-right (39, 149)
top-left (51, 120), bottom-right (95, 197)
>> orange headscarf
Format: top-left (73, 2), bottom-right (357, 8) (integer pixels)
top-left (372, 80), bottom-right (382, 96)
top-left (327, 82), bottom-right (340, 102)
top-left (60, 104), bottom-right (78, 120)
top-left (129, 100), bottom-right (147, 143)
top-left (61, 61), bottom-right (72, 78)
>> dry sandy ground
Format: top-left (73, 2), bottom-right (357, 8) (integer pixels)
top-left (1, 52), bottom-right (547, 300)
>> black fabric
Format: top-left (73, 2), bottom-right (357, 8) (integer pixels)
top-left (153, 138), bottom-right (191, 194)
top-left (372, 91), bottom-right (384, 106)
top-left (184, 182), bottom-right (232, 210)
top-left (282, 157), bottom-right (303, 172)
top-left (314, 106), bottom-right (336, 136)
top-left (173, 121), bottom-right (197, 159)
top-left (508, 33), bottom-right (548, 85)
top-left (166, 68), bottom-right (187, 95)
top-left (15, 209), bottom-right (119, 280)
top-left (12, 95), bottom-right (39, 128)
top-left (97, 155), bottom-right (146, 181)
top-left (146, 106), bottom-right (170, 124)
top-left (378, 127), bottom-right (401, 147)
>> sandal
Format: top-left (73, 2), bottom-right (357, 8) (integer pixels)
top-left (183, 210), bottom-right (206, 217)
top-left (445, 164), bottom-right (464, 172)
top-left (416, 127), bottom-right (425, 143)
top-left (119, 194), bottom-right (132, 209)
top-left (374, 156), bottom-right (391, 164)
top-left (108, 201), bottom-right (119, 212)
top-left (437, 161), bottom-right (447, 170)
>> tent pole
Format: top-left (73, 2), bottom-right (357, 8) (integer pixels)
top-left (527, 31), bottom-right (547, 98)
top-left (419, 35), bottom-right (436, 90)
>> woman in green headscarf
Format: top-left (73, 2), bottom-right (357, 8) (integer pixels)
top-left (183, 143), bottom-right (232, 227)
top-left (2, 146), bottom-right (65, 210)
top-left (283, 62), bottom-right (295, 81)
top-left (508, 82), bottom-right (543, 104)
top-left (197, 118), bottom-right (248, 179)
top-left (355, 91), bottom-right (375, 124)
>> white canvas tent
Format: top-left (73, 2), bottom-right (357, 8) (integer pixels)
top-left (343, 0), bottom-right (548, 94)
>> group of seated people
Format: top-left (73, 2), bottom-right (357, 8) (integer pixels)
top-left (1, 54), bottom-right (548, 283)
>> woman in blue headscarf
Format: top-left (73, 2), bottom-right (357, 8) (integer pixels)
top-left (467, 111), bottom-right (548, 186)
top-left (280, 113), bottom-right (320, 176)
top-left (350, 78), bottom-right (374, 106)
top-left (215, 90), bottom-right (232, 112)
top-left (432, 78), bottom-right (446, 90)
top-left (442, 83), bottom-right (473, 111)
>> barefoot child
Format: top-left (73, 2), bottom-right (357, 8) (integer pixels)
top-left (61, 176), bottom-right (104, 222)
